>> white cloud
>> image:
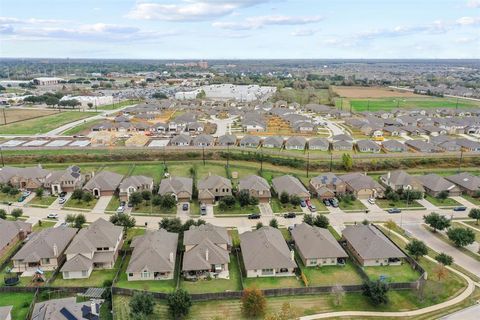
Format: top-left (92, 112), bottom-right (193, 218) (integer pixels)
top-left (290, 28), bottom-right (317, 37)
top-left (127, 0), bottom-right (270, 21)
top-left (456, 16), bottom-right (480, 25)
top-left (467, 0), bottom-right (480, 8)
top-left (213, 15), bottom-right (323, 30)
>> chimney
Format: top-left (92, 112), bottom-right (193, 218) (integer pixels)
top-left (90, 301), bottom-right (98, 316)
top-left (205, 249), bottom-right (209, 261)
top-left (169, 252), bottom-right (174, 263)
top-left (53, 243), bottom-right (58, 257)
top-left (290, 249), bottom-right (295, 261)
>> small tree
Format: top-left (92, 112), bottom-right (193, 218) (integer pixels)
top-left (160, 194), bottom-right (177, 209)
top-left (435, 253), bottom-right (453, 266)
top-left (129, 192), bottom-right (143, 207)
top-left (73, 213), bottom-right (86, 228)
top-left (331, 285), bottom-right (345, 307)
top-left (405, 239), bottom-right (428, 260)
top-left (342, 153), bottom-right (353, 171)
top-left (130, 292), bottom-right (155, 318)
top-left (82, 192), bottom-right (94, 203)
top-left (65, 213), bottom-right (76, 226)
top-left (71, 189), bottom-right (84, 200)
top-left (221, 195), bottom-right (236, 207)
top-left (110, 213), bottom-right (136, 233)
top-left (0, 209), bottom-right (6, 220)
top-left (423, 212), bottom-right (450, 232)
top-left (158, 217), bottom-right (183, 233)
top-left (290, 195), bottom-right (301, 206)
top-left (241, 287), bottom-right (266, 318)
top-left (256, 222), bottom-right (264, 230)
top-left (303, 213), bottom-right (314, 226)
top-left (141, 190), bottom-right (152, 201)
top-left (468, 208), bottom-right (480, 225)
top-left (35, 188), bottom-right (44, 198)
top-left (151, 195), bottom-right (162, 206)
top-left (433, 263), bottom-right (448, 281)
top-left (269, 218), bottom-right (278, 229)
top-left (313, 214), bottom-right (329, 229)
top-left (279, 192), bottom-right (289, 204)
top-left (167, 289), bottom-right (192, 320)
top-left (362, 280), bottom-right (389, 306)
top-left (436, 190), bottom-right (449, 201)
top-left (11, 208), bottom-right (23, 220)
top-left (362, 219), bottom-right (370, 225)
top-left (238, 189), bottom-right (252, 206)
top-left (447, 227), bottom-right (475, 247)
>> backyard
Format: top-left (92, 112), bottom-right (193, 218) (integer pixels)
top-left (300, 260), bottom-right (364, 286)
top-left (0, 292), bottom-right (34, 320)
top-left (363, 264), bottom-right (421, 283)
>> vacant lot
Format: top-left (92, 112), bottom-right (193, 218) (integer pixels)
top-left (349, 97), bottom-right (480, 112)
top-left (333, 86), bottom-right (418, 99)
top-left (0, 108), bottom-right (58, 125)
top-left (0, 111), bottom-right (96, 134)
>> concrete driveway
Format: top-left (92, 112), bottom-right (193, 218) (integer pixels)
top-left (176, 202), bottom-right (190, 217)
top-left (359, 198), bottom-right (383, 213)
top-left (48, 192), bottom-right (72, 210)
top-left (416, 198), bottom-right (438, 210)
top-left (205, 204), bottom-right (214, 218)
top-left (92, 196), bottom-right (113, 213)
top-left (450, 196), bottom-right (476, 209)
top-left (259, 203), bottom-right (274, 217)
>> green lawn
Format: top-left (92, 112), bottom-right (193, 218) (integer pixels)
top-left (376, 199), bottom-right (425, 210)
top-left (425, 195), bottom-right (461, 207)
top-left (462, 195), bottom-right (480, 206)
top-left (51, 268), bottom-right (118, 287)
top-left (122, 228), bottom-right (146, 250)
top-left (106, 195), bottom-right (121, 212)
top-left (452, 222), bottom-right (480, 242)
top-left (271, 198), bottom-right (302, 213)
top-left (213, 202), bottom-right (259, 216)
top-left (32, 220), bottom-right (57, 232)
top-left (349, 97), bottom-right (480, 112)
top-left (363, 264), bottom-right (421, 283)
top-left (62, 119), bottom-right (104, 136)
top-left (96, 99), bottom-right (142, 111)
top-left (300, 260), bottom-right (364, 286)
top-left (131, 164), bottom-right (165, 183)
top-left (132, 201), bottom-right (176, 215)
top-left (28, 195), bottom-right (57, 207)
top-left (64, 197), bottom-right (98, 210)
top-left (196, 163), bottom-right (228, 180)
top-left (310, 198), bottom-right (328, 212)
top-left (0, 111), bottom-right (99, 134)
top-left (338, 199), bottom-right (367, 211)
top-left (0, 292), bottom-right (35, 320)
top-left (180, 254), bottom-right (242, 294)
top-left (0, 192), bottom-right (21, 203)
top-left (244, 275), bottom-right (303, 289)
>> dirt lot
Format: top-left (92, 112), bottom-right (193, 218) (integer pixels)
top-left (0, 108), bottom-right (58, 125)
top-left (332, 86), bottom-right (419, 98)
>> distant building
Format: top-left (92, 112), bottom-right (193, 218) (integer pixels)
top-left (32, 77), bottom-right (64, 86)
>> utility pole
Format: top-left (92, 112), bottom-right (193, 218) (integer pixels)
top-left (260, 149), bottom-right (263, 172)
top-left (202, 147), bottom-right (205, 166)
top-left (0, 147), bottom-right (4, 167)
top-left (456, 97), bottom-right (459, 110)
top-left (458, 150), bottom-right (463, 173)
top-left (306, 152), bottom-right (310, 177)
top-left (329, 152), bottom-right (333, 172)
top-left (340, 98), bottom-right (343, 111)
top-left (367, 100), bottom-right (370, 112)
top-left (226, 144), bottom-right (230, 168)
top-left (2, 108), bottom-right (6, 125)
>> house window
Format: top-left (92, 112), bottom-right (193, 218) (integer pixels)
top-left (42, 258), bottom-right (50, 264)
top-left (128, 273), bottom-right (133, 277)
top-left (97, 247), bottom-right (103, 251)
top-left (103, 247), bottom-right (109, 250)
top-left (64, 271), bottom-right (69, 278)
top-left (82, 270), bottom-right (87, 277)
top-left (261, 268), bottom-right (274, 275)
top-left (142, 271), bottom-right (150, 278)
top-left (309, 259), bottom-right (317, 265)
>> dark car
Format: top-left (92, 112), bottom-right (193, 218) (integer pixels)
top-left (120, 201), bottom-right (127, 207)
top-left (323, 199), bottom-right (331, 206)
top-left (248, 213), bottom-right (261, 219)
top-left (284, 212), bottom-right (296, 219)
top-left (17, 195), bottom-right (26, 202)
top-left (182, 203), bottom-right (189, 211)
top-left (453, 206), bottom-right (467, 212)
top-left (59, 191), bottom-right (67, 198)
top-left (300, 200), bottom-right (307, 207)
top-left (387, 208), bottom-right (402, 214)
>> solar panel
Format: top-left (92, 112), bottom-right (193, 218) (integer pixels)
top-left (60, 307), bottom-right (78, 320)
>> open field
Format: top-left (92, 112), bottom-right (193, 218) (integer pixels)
top-left (0, 108), bottom-right (57, 125)
top-left (0, 111), bottom-right (98, 134)
top-left (271, 88), bottom-right (331, 105)
top-left (96, 99), bottom-right (142, 111)
top-left (333, 86), bottom-right (419, 98)
top-left (62, 118), bottom-right (104, 136)
top-left (349, 97), bottom-right (480, 112)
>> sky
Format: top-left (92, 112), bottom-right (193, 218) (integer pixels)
top-left (0, 0), bottom-right (479, 59)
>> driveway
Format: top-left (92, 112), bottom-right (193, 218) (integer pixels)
top-left (205, 204), bottom-right (214, 218)
top-left (48, 192), bottom-right (72, 210)
top-left (359, 199), bottom-right (383, 213)
top-left (450, 196), bottom-right (476, 209)
top-left (209, 115), bottom-right (238, 137)
top-left (403, 223), bottom-right (480, 274)
top-left (416, 198), bottom-right (438, 211)
top-left (92, 196), bottom-right (113, 214)
top-left (259, 203), bottom-right (274, 217)
top-left (176, 202), bottom-right (190, 217)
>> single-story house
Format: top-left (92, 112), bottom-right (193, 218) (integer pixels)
top-left (445, 172), bottom-right (480, 196)
top-left (285, 136), bottom-right (307, 150)
top-left (272, 175), bottom-right (310, 200)
top-left (356, 140), bottom-right (381, 153)
top-left (217, 134), bottom-right (237, 146)
top-left (158, 176), bottom-right (193, 202)
top-left (379, 170), bottom-right (424, 194)
top-left (239, 135), bottom-right (261, 148)
top-left (238, 175), bottom-right (271, 203)
top-left (308, 137), bottom-right (329, 151)
top-left (262, 136), bottom-right (283, 149)
top-left (382, 140), bottom-right (407, 153)
top-left (417, 174), bottom-right (462, 197)
top-left (83, 171), bottom-right (124, 197)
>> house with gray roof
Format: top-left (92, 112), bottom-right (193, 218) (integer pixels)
top-left (216, 134), bottom-right (237, 146)
top-left (119, 175), bottom-right (154, 202)
top-left (32, 297), bottom-right (102, 320)
top-left (182, 224), bottom-right (231, 279)
top-left (379, 170), bottom-right (424, 194)
top-left (356, 140), bottom-right (381, 153)
top-left (308, 137), bottom-right (329, 151)
top-left (240, 226), bottom-right (297, 277)
top-left (127, 229), bottom-right (178, 281)
top-left (446, 172), bottom-right (480, 196)
top-left (332, 140), bottom-right (353, 151)
top-left (417, 174), bottom-right (462, 197)
top-left (198, 174), bottom-right (232, 204)
top-left (332, 134), bottom-right (353, 142)
top-left (262, 136), bottom-right (283, 148)
top-left (382, 140), bottom-right (407, 153)
top-left (83, 171), bottom-right (124, 197)
top-left (238, 175), bottom-right (271, 203)
top-left (239, 135), bottom-right (261, 148)
top-left (12, 226), bottom-right (77, 272)
top-left (285, 136), bottom-right (307, 150)
top-left (170, 134), bottom-right (192, 147)
top-left (44, 166), bottom-right (83, 195)
top-left (61, 218), bottom-right (123, 279)
top-left (340, 172), bottom-right (384, 199)
top-left (309, 173), bottom-right (346, 199)
top-left (405, 140), bottom-right (442, 153)
top-left (292, 121), bottom-right (315, 133)
top-left (272, 175), bottom-right (310, 200)
top-left (0, 165), bottom-right (51, 191)
top-left (193, 134), bottom-right (214, 147)
top-left (342, 224), bottom-right (406, 266)
top-left (159, 176), bottom-right (193, 202)
top-left (291, 223), bottom-right (347, 267)
top-left (456, 139), bottom-right (480, 152)
top-left (0, 219), bottom-right (32, 258)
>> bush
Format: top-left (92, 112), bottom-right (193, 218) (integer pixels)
top-left (11, 208), bottom-right (23, 220)
top-left (280, 192), bottom-right (290, 204)
top-left (290, 195), bottom-right (301, 206)
top-left (167, 289), bottom-right (192, 319)
top-left (269, 218), bottom-right (278, 229)
top-left (242, 287), bottom-right (266, 318)
top-left (130, 292), bottom-right (155, 317)
top-left (0, 209), bottom-right (6, 220)
top-left (362, 280), bottom-right (389, 306)
top-left (71, 189), bottom-right (84, 200)
top-left (435, 253), bottom-right (453, 266)
top-left (82, 192), bottom-right (94, 203)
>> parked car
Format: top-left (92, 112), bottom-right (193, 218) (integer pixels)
top-left (305, 199), bottom-right (312, 207)
top-left (59, 191), bottom-right (67, 198)
top-left (58, 198), bottom-right (66, 205)
top-left (182, 203), bottom-right (189, 211)
top-left (367, 198), bottom-right (376, 205)
top-left (127, 202), bottom-right (133, 208)
top-left (200, 204), bottom-right (207, 215)
top-left (387, 208), bottom-right (402, 214)
top-left (308, 205), bottom-right (316, 212)
top-left (22, 191), bottom-right (31, 197)
top-left (329, 198), bottom-right (339, 207)
top-left (453, 206), bottom-right (467, 212)
top-left (47, 213), bottom-right (58, 219)
top-left (300, 200), bottom-right (307, 207)
top-left (17, 195), bottom-right (26, 202)
top-left (116, 206), bottom-right (125, 213)
top-left (323, 199), bottom-right (331, 206)
top-left (120, 201), bottom-right (126, 207)
top-left (60, 222), bottom-right (68, 227)
top-left (284, 212), bottom-right (296, 219)
top-left (248, 213), bottom-right (261, 219)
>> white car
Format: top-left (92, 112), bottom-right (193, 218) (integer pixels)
top-left (116, 206), bottom-right (125, 213)
top-left (58, 198), bottom-right (66, 205)
top-left (47, 213), bottom-right (58, 219)
top-left (368, 198), bottom-right (376, 205)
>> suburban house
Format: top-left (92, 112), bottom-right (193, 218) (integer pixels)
top-left (0, 219), bottom-right (32, 258)
top-left (262, 136), bottom-right (284, 148)
top-left (417, 174), bottom-right (462, 197)
top-left (456, 139), bottom-right (480, 152)
top-left (61, 219), bottom-right (123, 279)
top-left (12, 226), bottom-right (77, 272)
top-left (291, 223), bottom-right (348, 267)
top-left (239, 135), bottom-right (261, 148)
top-left (446, 172), bottom-right (480, 196)
top-left (405, 140), bottom-right (442, 153)
top-left (356, 140), bottom-right (381, 153)
top-left (285, 136), bottom-right (307, 150)
top-left (182, 224), bottom-right (231, 279)
top-left (308, 137), bottom-right (330, 151)
top-left (272, 175), bottom-right (310, 200)
top-left (238, 175), bottom-right (271, 203)
top-left (127, 229), bottom-right (178, 281)
top-left (240, 226), bottom-right (297, 277)
top-left (382, 140), bottom-right (407, 152)
top-left (198, 174), bottom-right (232, 204)
top-left (83, 171), bottom-right (124, 197)
top-left (342, 225), bottom-right (406, 266)
top-left (332, 140), bottom-right (353, 151)
top-left (170, 134), bottom-right (192, 147)
top-left (0, 165), bottom-right (50, 191)
top-left (379, 170), bottom-right (425, 194)
top-left (309, 173), bottom-right (346, 199)
top-left (193, 134), bottom-right (214, 147)
top-left (118, 175), bottom-right (154, 202)
top-left (340, 172), bottom-right (384, 199)
top-left (32, 297), bottom-right (102, 320)
top-left (44, 166), bottom-right (83, 195)
top-left (158, 176), bottom-right (193, 202)
top-left (217, 134), bottom-right (237, 146)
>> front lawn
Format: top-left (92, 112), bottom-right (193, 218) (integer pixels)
top-left (0, 192), bottom-right (21, 203)
top-left (32, 220), bottom-right (57, 232)
top-left (300, 260), bottom-right (364, 286)
top-left (132, 202), bottom-right (176, 215)
top-left (425, 195), bottom-right (461, 207)
top-left (105, 195), bottom-right (121, 212)
top-left (363, 263), bottom-right (421, 283)
top-left (64, 197), bottom-right (98, 210)
top-left (0, 292), bottom-right (35, 320)
top-left (376, 199), bottom-right (425, 210)
top-left (338, 199), bottom-right (366, 211)
top-left (310, 198), bottom-right (328, 212)
top-left (462, 195), bottom-right (480, 206)
top-left (180, 254), bottom-right (242, 294)
top-left (28, 195), bottom-right (57, 207)
top-left (213, 202), bottom-right (259, 215)
top-left (271, 198), bottom-right (302, 213)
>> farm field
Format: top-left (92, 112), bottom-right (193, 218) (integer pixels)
top-left (0, 108), bottom-right (57, 125)
top-left (349, 98), bottom-right (480, 112)
top-left (332, 86), bottom-right (419, 98)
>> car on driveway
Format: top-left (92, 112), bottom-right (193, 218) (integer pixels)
top-left (59, 192), bottom-right (67, 198)
top-left (453, 206), bottom-right (467, 211)
top-left (200, 204), bottom-right (207, 215)
top-left (182, 203), bottom-right (189, 211)
top-left (284, 212), bottom-right (296, 219)
top-left (300, 200), bottom-right (307, 207)
top-left (47, 213), bottom-right (58, 219)
top-left (116, 206), bottom-right (125, 213)
top-left (308, 204), bottom-right (316, 212)
top-left (17, 195), bottom-right (26, 202)
top-left (323, 199), bottom-right (331, 206)
top-left (387, 208), bottom-right (402, 214)
top-left (22, 191), bottom-right (31, 197)
top-left (248, 213), bottom-right (261, 219)
top-left (368, 198), bottom-right (376, 205)
top-left (58, 198), bottom-right (66, 205)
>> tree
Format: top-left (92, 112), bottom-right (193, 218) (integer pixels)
top-left (313, 214), bottom-right (329, 228)
top-left (241, 287), bottom-right (266, 318)
top-left (256, 222), bottom-right (264, 230)
top-left (71, 189), bottom-right (84, 200)
top-left (130, 292), bottom-right (155, 318)
top-left (152, 92), bottom-right (167, 99)
top-left (141, 190), bottom-right (152, 201)
top-left (342, 153), bottom-right (353, 171)
top-left (269, 218), bottom-right (278, 229)
top-left (35, 188), bottom-right (44, 198)
top-left (11, 208), bottom-right (23, 220)
top-left (0, 209), bottom-right (6, 220)
top-left (161, 194), bottom-right (177, 209)
top-left (433, 263), bottom-right (448, 281)
top-left (362, 280), bottom-right (389, 306)
top-left (238, 189), bottom-right (252, 206)
top-left (82, 192), bottom-right (94, 203)
top-left (303, 213), bottom-right (314, 226)
top-left (87, 102), bottom-right (93, 109)
top-left (423, 212), bottom-right (450, 232)
top-left (362, 219), bottom-right (370, 225)
top-left (468, 208), bottom-right (480, 225)
top-left (290, 195), bottom-right (301, 206)
top-left (167, 289), bottom-right (192, 320)
top-left (159, 217), bottom-right (183, 233)
top-left (109, 213), bottom-right (136, 233)
top-left (405, 239), bottom-right (428, 260)
top-left (447, 227), bottom-right (475, 247)
top-left (151, 195), bottom-right (162, 206)
top-left (331, 285), bottom-right (345, 307)
top-left (129, 192), bottom-right (143, 207)
top-left (265, 302), bottom-right (299, 320)
top-left (73, 214), bottom-right (86, 228)
top-left (279, 192), bottom-right (289, 204)
top-left (435, 253), bottom-right (453, 266)
top-left (436, 190), bottom-right (449, 201)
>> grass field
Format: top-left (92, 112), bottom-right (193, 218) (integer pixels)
top-left (0, 108), bottom-right (57, 125)
top-left (376, 199), bottom-right (425, 210)
top-left (363, 264), bottom-right (421, 283)
top-left (28, 195), bottom-right (57, 207)
top-left (332, 86), bottom-right (418, 99)
top-left (32, 220), bottom-right (56, 231)
top-left (349, 97), bottom-right (480, 112)
top-left (338, 198), bottom-right (366, 211)
top-left (62, 119), bottom-right (104, 136)
top-left (96, 99), bottom-right (142, 111)
top-left (0, 111), bottom-right (98, 134)
top-left (0, 292), bottom-right (35, 320)
top-left (271, 88), bottom-right (331, 105)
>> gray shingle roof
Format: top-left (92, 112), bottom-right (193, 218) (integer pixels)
top-left (198, 175), bottom-right (232, 191)
top-left (418, 174), bottom-right (459, 192)
top-left (183, 223), bottom-right (231, 247)
top-left (446, 172), bottom-right (480, 191)
top-left (291, 223), bottom-right (347, 260)
top-left (65, 218), bottom-right (122, 255)
top-left (238, 175), bottom-right (270, 194)
top-left (340, 172), bottom-right (383, 192)
top-left (159, 176), bottom-right (193, 197)
top-left (0, 219), bottom-right (31, 251)
top-left (119, 175), bottom-right (153, 191)
top-left (84, 171), bottom-right (124, 192)
top-left (271, 175), bottom-right (309, 197)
